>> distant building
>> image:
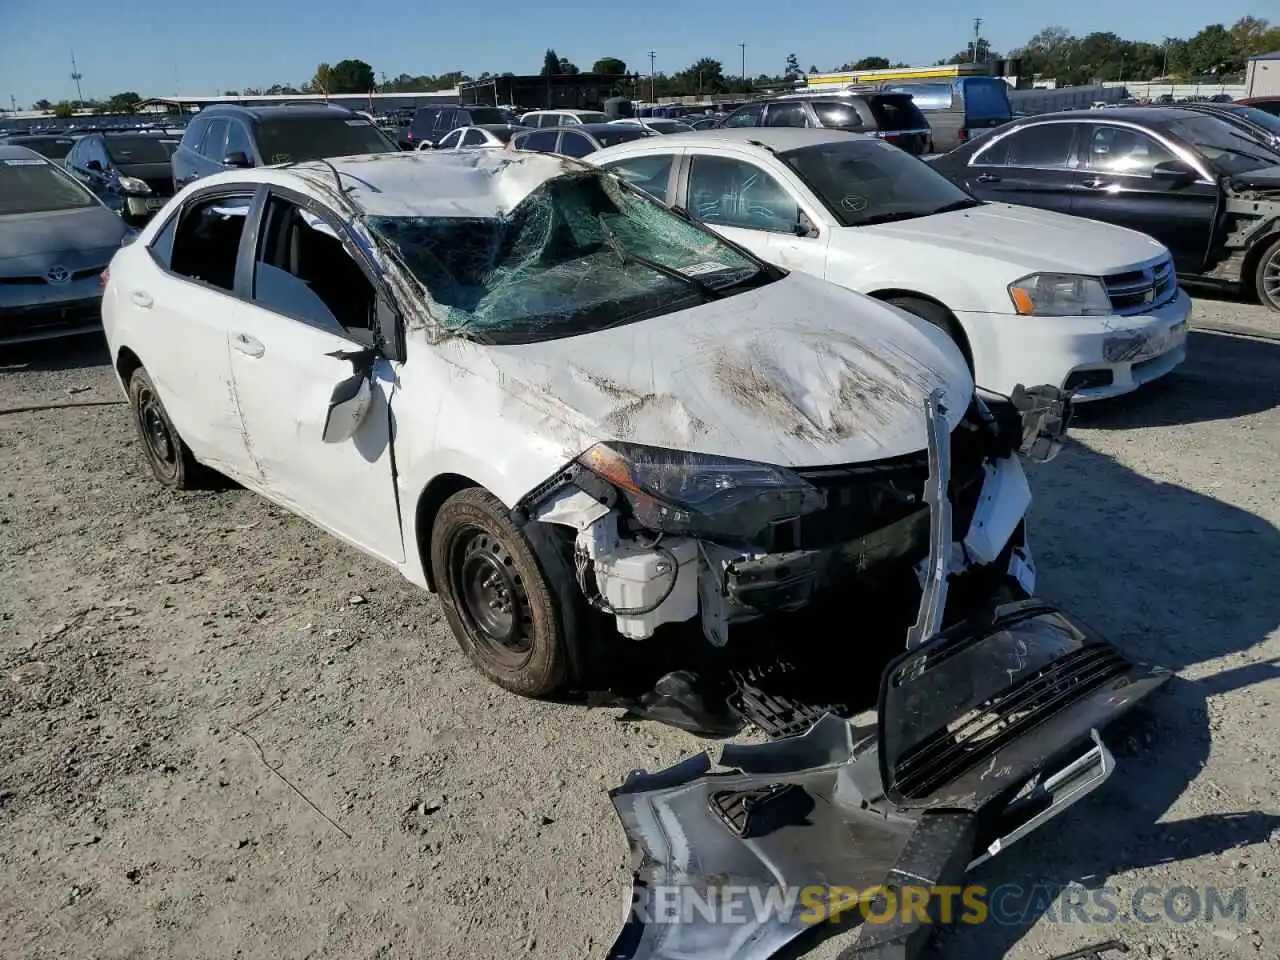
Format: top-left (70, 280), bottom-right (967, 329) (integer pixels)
top-left (135, 90), bottom-right (460, 116)
top-left (458, 73), bottom-right (637, 111)
top-left (1245, 50), bottom-right (1280, 98)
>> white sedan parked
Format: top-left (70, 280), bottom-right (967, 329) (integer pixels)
top-left (100, 149), bottom-right (1046, 698)
top-left (419, 124), bottom-right (526, 151)
top-left (588, 128), bottom-right (1192, 400)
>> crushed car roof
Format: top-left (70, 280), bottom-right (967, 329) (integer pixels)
top-left (177, 150), bottom-right (585, 219)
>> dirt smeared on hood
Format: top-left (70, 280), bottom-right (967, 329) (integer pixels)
top-left (571, 368), bottom-right (709, 443)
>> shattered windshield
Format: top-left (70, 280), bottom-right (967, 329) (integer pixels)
top-left (782, 138), bottom-right (980, 227)
top-left (366, 172), bottom-right (769, 345)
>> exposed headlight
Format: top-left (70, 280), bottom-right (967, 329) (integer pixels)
top-left (1008, 273), bottom-right (1111, 317)
top-left (117, 175), bottom-right (151, 195)
top-left (577, 441), bottom-right (825, 539)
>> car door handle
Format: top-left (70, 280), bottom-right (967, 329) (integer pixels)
top-left (130, 291), bottom-right (153, 308)
top-left (975, 173), bottom-right (1001, 183)
top-left (232, 333), bottom-right (265, 358)
top-left (1080, 178), bottom-right (1106, 189)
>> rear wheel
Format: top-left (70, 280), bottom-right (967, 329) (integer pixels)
top-left (1254, 237), bottom-right (1280, 312)
top-left (127, 367), bottom-right (207, 490)
top-left (430, 488), bottom-right (568, 697)
top-left (884, 295), bottom-right (974, 373)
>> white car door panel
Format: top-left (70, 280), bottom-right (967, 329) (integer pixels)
top-left (227, 309), bottom-right (405, 563)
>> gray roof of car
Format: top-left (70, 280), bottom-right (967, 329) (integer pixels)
top-left (595, 127), bottom-right (874, 152)
top-left (0, 143), bottom-right (53, 161)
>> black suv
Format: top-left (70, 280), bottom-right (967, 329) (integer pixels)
top-left (718, 91), bottom-right (932, 155)
top-left (401, 105), bottom-right (513, 148)
top-left (171, 103), bottom-right (399, 191)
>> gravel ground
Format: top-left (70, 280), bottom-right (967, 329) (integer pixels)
top-left (1, 292), bottom-right (1277, 960)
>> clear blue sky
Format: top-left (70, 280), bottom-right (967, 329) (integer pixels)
top-left (0, 0), bottom-right (1265, 108)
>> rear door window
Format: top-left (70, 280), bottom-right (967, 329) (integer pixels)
top-left (974, 123), bottom-right (1079, 168)
top-left (764, 102), bottom-right (809, 127)
top-left (600, 153), bottom-right (674, 202)
top-left (168, 194), bottom-right (254, 291)
top-left (199, 119), bottom-right (229, 159)
top-left (516, 131), bottom-right (559, 153)
top-left (883, 83), bottom-right (954, 111)
top-left (223, 122), bottom-right (252, 161)
top-left (460, 129), bottom-right (488, 147)
top-left (868, 95), bottom-right (929, 131)
top-left (810, 100), bottom-right (865, 131)
top-left (557, 131), bottom-right (595, 158)
top-left (722, 103), bottom-right (765, 128)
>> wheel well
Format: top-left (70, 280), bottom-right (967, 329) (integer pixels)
top-left (115, 346), bottom-right (143, 387)
top-left (1241, 231), bottom-right (1280, 293)
top-left (414, 473), bottom-right (479, 592)
top-left (869, 289), bottom-right (975, 372)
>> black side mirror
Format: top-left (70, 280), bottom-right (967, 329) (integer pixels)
top-left (86, 159), bottom-right (102, 172)
top-left (1150, 159), bottom-right (1197, 182)
top-left (793, 210), bottom-right (817, 238)
top-left (223, 151), bottom-right (252, 168)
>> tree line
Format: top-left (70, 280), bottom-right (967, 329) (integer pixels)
top-left (23, 16), bottom-right (1280, 114)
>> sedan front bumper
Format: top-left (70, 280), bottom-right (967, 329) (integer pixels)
top-left (0, 275), bottom-right (104, 345)
top-left (958, 288), bottom-right (1191, 401)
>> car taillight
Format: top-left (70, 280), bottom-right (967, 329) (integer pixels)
top-left (959, 126), bottom-right (969, 143)
top-left (100, 267), bottom-right (109, 287)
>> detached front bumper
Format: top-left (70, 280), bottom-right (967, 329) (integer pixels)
top-left (607, 600), bottom-right (1170, 960)
top-left (959, 289), bottom-right (1191, 401)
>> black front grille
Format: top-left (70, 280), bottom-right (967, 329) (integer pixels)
top-left (891, 644), bottom-right (1129, 800)
top-left (769, 406), bottom-right (990, 554)
top-left (1105, 257), bottom-right (1176, 315)
top-left (0, 266), bottom-right (103, 286)
top-left (0, 298), bottom-right (101, 335)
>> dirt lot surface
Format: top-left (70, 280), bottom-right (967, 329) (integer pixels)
top-left (1, 293), bottom-right (1277, 960)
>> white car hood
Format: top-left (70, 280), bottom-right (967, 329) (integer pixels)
top-left (441, 271), bottom-right (973, 469)
top-left (856, 202), bottom-right (1170, 276)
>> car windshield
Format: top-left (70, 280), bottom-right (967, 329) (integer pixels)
top-left (11, 137), bottom-right (76, 160)
top-left (573, 112), bottom-right (610, 124)
top-left (1221, 105), bottom-right (1280, 137)
top-left (465, 108), bottom-right (509, 125)
top-left (645, 119), bottom-right (695, 134)
top-left (782, 138), bottom-right (979, 227)
top-left (104, 136), bottom-right (173, 164)
top-left (365, 172), bottom-right (767, 345)
top-left (591, 127), bottom-right (653, 148)
top-left (1165, 114), bottom-right (1280, 175)
top-left (254, 117), bottom-right (399, 164)
top-left (0, 156), bottom-right (97, 214)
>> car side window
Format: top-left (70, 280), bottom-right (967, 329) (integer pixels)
top-left (168, 194), bottom-right (254, 291)
top-left (223, 122), bottom-right (252, 161)
top-left (517, 130), bottom-right (559, 153)
top-left (1082, 125), bottom-right (1176, 177)
top-left (461, 128), bottom-right (487, 147)
top-left (601, 154), bottom-right (674, 203)
top-left (436, 109), bottom-right (458, 131)
top-left (199, 119), bottom-right (229, 160)
top-left (722, 104), bottom-right (765, 128)
top-left (973, 123), bottom-right (1077, 168)
top-left (148, 212), bottom-right (180, 268)
top-left (687, 155), bottom-right (801, 234)
top-left (181, 118), bottom-right (207, 152)
top-left (438, 129), bottom-right (464, 149)
top-left (251, 195), bottom-right (376, 343)
top-left (558, 131), bottom-right (595, 158)
top-left (811, 101), bottom-right (865, 131)
top-left (765, 102), bottom-right (809, 128)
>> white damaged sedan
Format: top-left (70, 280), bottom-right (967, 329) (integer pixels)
top-left (101, 149), bottom-right (1062, 700)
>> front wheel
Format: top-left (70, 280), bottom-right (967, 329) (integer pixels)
top-left (885, 295), bottom-right (974, 373)
top-left (1254, 237), bottom-right (1280, 312)
top-left (127, 367), bottom-right (208, 490)
top-left (430, 488), bottom-right (568, 697)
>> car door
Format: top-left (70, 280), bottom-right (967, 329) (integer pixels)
top-left (763, 102), bottom-right (810, 128)
top-left (958, 120), bottom-right (1085, 214)
top-left (514, 130), bottom-right (560, 154)
top-left (1069, 123), bottom-right (1219, 273)
top-left (120, 189), bottom-right (259, 477)
top-left (227, 188), bottom-right (404, 563)
top-left (676, 152), bottom-right (829, 274)
top-left (556, 130), bottom-right (596, 158)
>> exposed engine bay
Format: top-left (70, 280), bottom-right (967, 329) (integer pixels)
top-left (516, 384), bottom-right (1072, 736)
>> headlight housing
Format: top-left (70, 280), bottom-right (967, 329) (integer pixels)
top-left (117, 175), bottom-right (151, 195)
top-left (1008, 273), bottom-right (1111, 317)
top-left (577, 441), bottom-right (825, 539)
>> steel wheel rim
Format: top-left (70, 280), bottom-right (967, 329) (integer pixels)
top-left (136, 385), bottom-right (178, 476)
top-left (448, 527), bottom-right (534, 668)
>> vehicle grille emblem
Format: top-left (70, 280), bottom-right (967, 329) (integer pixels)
top-left (46, 265), bottom-right (71, 285)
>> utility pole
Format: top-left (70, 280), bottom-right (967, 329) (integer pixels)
top-left (8, 94), bottom-right (16, 113)
top-left (972, 18), bottom-right (982, 64)
top-left (739, 42), bottom-right (747, 82)
top-left (70, 49), bottom-right (84, 106)
top-left (648, 50), bottom-right (656, 102)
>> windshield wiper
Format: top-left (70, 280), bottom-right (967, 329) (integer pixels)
top-left (856, 211), bottom-right (929, 226)
top-left (597, 215), bottom-right (724, 300)
top-left (928, 198), bottom-right (984, 215)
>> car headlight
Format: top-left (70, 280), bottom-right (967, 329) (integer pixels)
top-left (1008, 273), bottom-right (1111, 317)
top-left (577, 441), bottom-right (825, 539)
top-left (117, 175), bottom-right (151, 195)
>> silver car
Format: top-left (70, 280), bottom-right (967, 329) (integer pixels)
top-left (0, 144), bottom-right (133, 345)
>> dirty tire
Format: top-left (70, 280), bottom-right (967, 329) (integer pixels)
top-left (1254, 236), bottom-right (1280, 312)
top-left (127, 367), bottom-right (206, 490)
top-left (885, 295), bottom-right (973, 372)
top-left (431, 487), bottom-right (568, 697)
